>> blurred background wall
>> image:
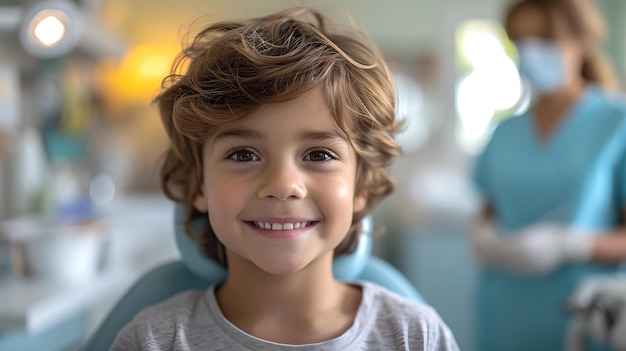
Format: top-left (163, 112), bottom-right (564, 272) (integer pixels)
top-left (0, 0), bottom-right (625, 350)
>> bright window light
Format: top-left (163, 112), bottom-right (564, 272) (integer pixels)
top-left (455, 20), bottom-right (528, 154)
top-left (394, 72), bottom-right (426, 153)
top-left (463, 30), bottom-right (506, 68)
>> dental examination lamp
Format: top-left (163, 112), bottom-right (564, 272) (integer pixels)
top-left (0, 1), bottom-right (124, 59)
top-left (19, 1), bottom-right (83, 59)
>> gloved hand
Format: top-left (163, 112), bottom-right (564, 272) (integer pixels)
top-left (471, 220), bottom-right (593, 276)
top-left (470, 220), bottom-right (516, 267)
top-left (503, 224), bottom-right (593, 276)
top-left (564, 275), bottom-right (626, 351)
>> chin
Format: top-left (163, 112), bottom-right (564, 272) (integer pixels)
top-left (254, 260), bottom-right (309, 276)
top-left (251, 254), bottom-right (323, 276)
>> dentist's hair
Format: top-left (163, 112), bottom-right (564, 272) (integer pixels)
top-left (504, 0), bottom-right (617, 90)
top-left (155, 7), bottom-right (401, 265)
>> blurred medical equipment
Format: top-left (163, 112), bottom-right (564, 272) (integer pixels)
top-left (1, 210), bottom-right (109, 284)
top-left (0, 0), bottom-right (124, 59)
top-left (82, 203), bottom-right (425, 351)
top-left (564, 275), bottom-right (626, 351)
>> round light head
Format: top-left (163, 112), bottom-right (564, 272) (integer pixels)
top-left (19, 1), bottom-right (83, 59)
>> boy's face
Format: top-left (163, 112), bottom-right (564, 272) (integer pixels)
top-left (194, 89), bottom-right (366, 276)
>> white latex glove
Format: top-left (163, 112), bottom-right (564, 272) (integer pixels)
top-left (470, 220), bottom-right (516, 267)
top-left (503, 224), bottom-right (593, 276)
top-left (564, 275), bottom-right (626, 351)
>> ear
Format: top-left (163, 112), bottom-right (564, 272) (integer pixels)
top-left (193, 191), bottom-right (208, 212)
top-left (190, 164), bottom-right (209, 212)
top-left (192, 173), bottom-right (208, 212)
top-left (353, 193), bottom-right (367, 213)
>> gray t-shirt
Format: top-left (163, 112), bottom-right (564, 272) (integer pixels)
top-left (111, 281), bottom-right (459, 350)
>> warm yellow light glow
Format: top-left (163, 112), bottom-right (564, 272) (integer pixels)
top-left (138, 55), bottom-right (172, 78)
top-left (32, 12), bottom-right (67, 47)
top-left (98, 43), bottom-right (181, 108)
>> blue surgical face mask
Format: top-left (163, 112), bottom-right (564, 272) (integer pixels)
top-left (516, 38), bottom-right (567, 94)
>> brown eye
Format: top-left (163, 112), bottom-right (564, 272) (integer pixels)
top-left (304, 149), bottom-right (337, 162)
top-left (228, 150), bottom-right (259, 162)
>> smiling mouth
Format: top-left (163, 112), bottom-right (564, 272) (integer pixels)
top-left (249, 221), bottom-right (315, 231)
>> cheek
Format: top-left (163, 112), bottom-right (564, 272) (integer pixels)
top-left (317, 174), bottom-right (356, 214)
top-left (562, 43), bottom-right (585, 71)
top-left (205, 174), bottom-right (250, 228)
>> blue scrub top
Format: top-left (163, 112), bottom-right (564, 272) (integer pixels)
top-left (473, 85), bottom-right (626, 351)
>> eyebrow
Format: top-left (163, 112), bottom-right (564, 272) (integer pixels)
top-left (213, 129), bottom-right (346, 142)
top-left (213, 129), bottom-right (263, 141)
top-left (299, 130), bottom-right (346, 142)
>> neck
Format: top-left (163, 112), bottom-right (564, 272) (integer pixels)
top-left (215, 254), bottom-right (361, 344)
top-left (219, 256), bottom-right (339, 315)
top-left (531, 80), bottom-right (586, 140)
top-left (535, 79), bottom-right (585, 106)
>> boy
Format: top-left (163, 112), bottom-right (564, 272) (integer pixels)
top-left (111, 7), bottom-right (459, 350)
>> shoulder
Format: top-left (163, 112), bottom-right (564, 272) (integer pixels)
top-left (474, 113), bottom-right (527, 165)
top-left (363, 281), bottom-right (430, 312)
top-left (604, 92), bottom-right (626, 112)
top-left (491, 113), bottom-right (527, 138)
top-left (364, 281), bottom-right (446, 326)
top-left (586, 89), bottom-right (626, 142)
top-left (587, 86), bottom-right (626, 119)
top-left (132, 289), bottom-right (205, 324)
top-left (476, 113), bottom-right (528, 158)
top-left (359, 282), bottom-right (460, 350)
top-left (110, 289), bottom-right (207, 350)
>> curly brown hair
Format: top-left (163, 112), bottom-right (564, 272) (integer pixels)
top-left (156, 7), bottom-right (402, 266)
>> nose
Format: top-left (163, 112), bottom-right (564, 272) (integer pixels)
top-left (257, 159), bottom-right (307, 200)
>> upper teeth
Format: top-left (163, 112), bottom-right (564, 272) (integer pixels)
top-left (255, 222), bottom-right (309, 230)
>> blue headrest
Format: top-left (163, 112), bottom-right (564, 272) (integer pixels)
top-left (174, 203), bottom-right (372, 281)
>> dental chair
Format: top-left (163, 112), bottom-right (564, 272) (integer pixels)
top-left (83, 204), bottom-right (424, 351)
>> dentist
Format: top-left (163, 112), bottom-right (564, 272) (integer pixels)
top-left (471, 0), bottom-right (626, 350)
